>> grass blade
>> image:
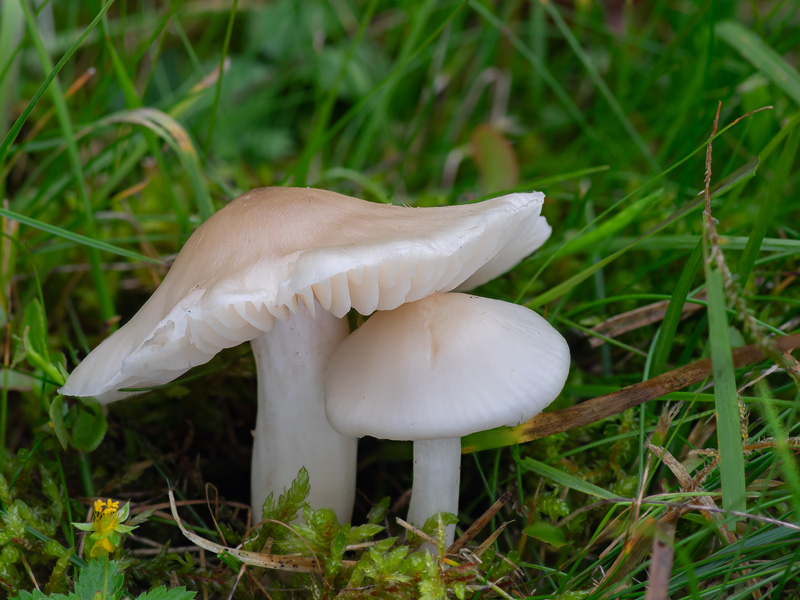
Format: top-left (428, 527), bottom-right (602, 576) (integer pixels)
top-left (292, 0), bottom-right (380, 186)
top-left (717, 20), bottom-right (800, 106)
top-left (20, 0), bottom-right (115, 322)
top-left (703, 263), bottom-right (746, 520)
top-left (469, 0), bottom-right (592, 138)
top-left (287, 1), bottom-right (466, 186)
top-left (527, 158), bottom-right (758, 308)
top-left (0, 0), bottom-right (115, 166)
top-left (0, 206), bottom-right (162, 264)
top-left (702, 105), bottom-right (745, 522)
top-left (541, 1), bottom-right (659, 172)
top-left (647, 241), bottom-right (703, 377)
top-left (518, 458), bottom-right (619, 500)
top-left (736, 122), bottom-right (800, 284)
top-left (203, 0), bottom-right (238, 156)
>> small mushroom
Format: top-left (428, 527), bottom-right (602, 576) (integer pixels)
top-left (60, 187), bottom-right (552, 522)
top-left (324, 292), bottom-right (570, 545)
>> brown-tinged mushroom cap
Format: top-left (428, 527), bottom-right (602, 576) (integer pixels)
top-left (60, 188), bottom-right (550, 402)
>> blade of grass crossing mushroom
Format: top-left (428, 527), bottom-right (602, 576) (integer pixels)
top-left (19, 0), bottom-right (115, 322)
top-left (717, 21), bottom-right (800, 106)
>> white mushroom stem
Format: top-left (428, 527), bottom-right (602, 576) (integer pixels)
top-left (407, 437), bottom-right (460, 548)
top-left (249, 303), bottom-right (356, 524)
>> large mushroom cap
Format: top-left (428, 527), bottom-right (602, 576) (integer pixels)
top-left (324, 293), bottom-right (570, 440)
top-left (60, 188), bottom-right (550, 402)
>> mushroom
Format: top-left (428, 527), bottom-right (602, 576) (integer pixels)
top-left (324, 292), bottom-right (570, 545)
top-left (59, 187), bottom-right (552, 523)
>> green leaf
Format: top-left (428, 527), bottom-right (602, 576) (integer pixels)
top-left (327, 530), bottom-right (347, 577)
top-left (453, 581), bottom-right (467, 600)
top-left (366, 496), bottom-right (389, 525)
top-left (73, 559), bottom-right (124, 600)
top-left (523, 521), bottom-right (568, 547)
top-left (245, 467), bottom-right (311, 551)
top-left (70, 398), bottom-right (108, 453)
top-left (717, 20), bottom-right (800, 106)
top-left (10, 591), bottom-right (54, 600)
top-left (115, 501), bottom-right (131, 523)
top-left (20, 299), bottom-right (66, 387)
top-left (262, 466), bottom-right (310, 523)
top-left (22, 299), bottom-right (48, 362)
top-left (345, 523), bottom-right (383, 546)
top-left (49, 395), bottom-right (69, 450)
top-left (137, 587), bottom-right (197, 600)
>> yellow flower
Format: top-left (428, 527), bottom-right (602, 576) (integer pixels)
top-left (75, 498), bottom-right (136, 558)
top-left (93, 498), bottom-right (120, 521)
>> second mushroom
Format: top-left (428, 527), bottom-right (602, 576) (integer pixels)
top-left (325, 292), bottom-right (570, 546)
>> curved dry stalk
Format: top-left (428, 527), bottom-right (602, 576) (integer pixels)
top-left (168, 490), bottom-right (346, 573)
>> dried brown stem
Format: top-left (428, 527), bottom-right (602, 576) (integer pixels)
top-left (475, 332), bottom-right (800, 448)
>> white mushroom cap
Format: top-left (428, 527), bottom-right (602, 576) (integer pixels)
top-left (324, 293), bottom-right (570, 440)
top-left (60, 188), bottom-right (550, 403)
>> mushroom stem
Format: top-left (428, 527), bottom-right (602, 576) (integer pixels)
top-left (408, 437), bottom-right (460, 548)
top-left (249, 303), bottom-right (356, 523)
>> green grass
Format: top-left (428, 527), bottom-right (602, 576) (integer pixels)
top-left (2, 1), bottom-right (799, 598)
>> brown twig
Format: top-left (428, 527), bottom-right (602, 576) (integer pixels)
top-left (448, 491), bottom-right (511, 554)
top-left (463, 332), bottom-right (800, 451)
